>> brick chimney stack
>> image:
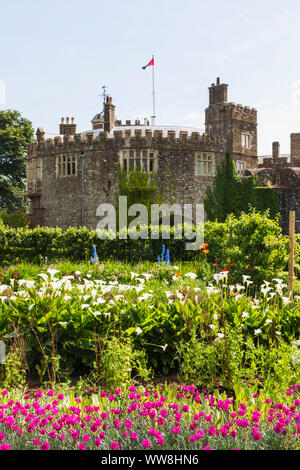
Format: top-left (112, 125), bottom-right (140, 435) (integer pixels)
top-left (59, 117), bottom-right (77, 136)
top-left (272, 141), bottom-right (280, 162)
top-left (208, 77), bottom-right (228, 105)
top-left (104, 96), bottom-right (115, 133)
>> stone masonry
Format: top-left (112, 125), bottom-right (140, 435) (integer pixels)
top-left (27, 79), bottom-right (260, 230)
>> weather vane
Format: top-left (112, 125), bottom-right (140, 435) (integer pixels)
top-left (101, 85), bottom-right (108, 102)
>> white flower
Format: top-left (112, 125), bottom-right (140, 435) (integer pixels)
top-left (254, 329), bottom-right (262, 335)
top-left (103, 312), bottom-right (111, 317)
top-left (213, 313), bottom-right (218, 320)
top-left (209, 324), bottom-right (216, 330)
top-left (242, 312), bottom-right (249, 318)
top-left (28, 304), bottom-right (35, 311)
top-left (161, 344), bottom-right (168, 351)
top-left (217, 333), bottom-right (225, 338)
top-left (92, 311), bottom-right (102, 317)
top-left (47, 269), bottom-right (60, 278)
top-left (38, 274), bottom-right (49, 282)
top-left (81, 304), bottom-right (90, 309)
top-left (242, 275), bottom-right (251, 281)
top-left (261, 286), bottom-right (272, 295)
top-left (131, 272), bottom-right (139, 279)
top-left (185, 273), bottom-right (197, 280)
top-left (235, 284), bottom-right (245, 292)
top-left (0, 285), bottom-right (9, 293)
top-left (235, 294), bottom-right (245, 300)
top-left (142, 273), bottom-right (153, 281)
top-left (275, 331), bottom-right (281, 335)
top-left (282, 297), bottom-right (290, 305)
top-left (265, 319), bottom-right (272, 324)
top-left (135, 327), bottom-right (143, 335)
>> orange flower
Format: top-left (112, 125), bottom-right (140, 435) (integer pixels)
top-left (203, 249), bottom-right (210, 254)
top-left (199, 243), bottom-right (208, 250)
top-left (175, 273), bottom-right (181, 277)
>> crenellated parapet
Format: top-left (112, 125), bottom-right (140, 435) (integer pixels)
top-left (28, 128), bottom-right (225, 157)
top-left (231, 104), bottom-right (257, 123)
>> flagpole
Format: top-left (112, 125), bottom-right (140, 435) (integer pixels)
top-left (151, 55), bottom-right (156, 127)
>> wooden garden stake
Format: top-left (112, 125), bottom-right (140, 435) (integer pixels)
top-left (288, 210), bottom-right (295, 296)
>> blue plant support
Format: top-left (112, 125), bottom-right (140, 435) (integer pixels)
top-left (91, 245), bottom-right (99, 264)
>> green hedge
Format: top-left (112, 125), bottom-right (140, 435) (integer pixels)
top-left (0, 211), bottom-right (297, 285)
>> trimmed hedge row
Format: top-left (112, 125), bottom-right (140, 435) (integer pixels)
top-left (0, 225), bottom-right (205, 264)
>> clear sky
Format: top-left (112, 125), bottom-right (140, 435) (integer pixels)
top-left (1, 0), bottom-right (300, 155)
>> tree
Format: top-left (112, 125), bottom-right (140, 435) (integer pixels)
top-left (204, 153), bottom-right (279, 222)
top-left (0, 110), bottom-right (34, 211)
top-left (116, 168), bottom-right (165, 229)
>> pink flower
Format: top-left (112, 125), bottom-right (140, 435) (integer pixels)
top-left (57, 394), bottom-right (64, 401)
top-left (33, 439), bottom-right (40, 446)
top-left (130, 432), bottom-right (138, 441)
top-left (0, 444), bottom-right (11, 450)
top-left (157, 437), bottom-right (164, 446)
top-left (95, 438), bottom-right (101, 448)
top-left (0, 434), bottom-right (5, 441)
top-left (35, 391), bottom-right (43, 399)
top-left (41, 442), bottom-right (50, 450)
top-left (110, 441), bottom-right (119, 450)
top-left (47, 390), bottom-right (54, 397)
top-left (82, 434), bottom-right (90, 442)
top-left (172, 426), bottom-right (181, 434)
top-left (182, 405), bottom-right (189, 412)
top-left (78, 443), bottom-right (86, 450)
top-left (142, 439), bottom-right (151, 449)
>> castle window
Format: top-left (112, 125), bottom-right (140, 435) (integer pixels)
top-left (195, 153), bottom-right (214, 176)
top-left (236, 161), bottom-right (245, 176)
top-left (56, 155), bottom-right (77, 177)
top-left (120, 150), bottom-right (158, 173)
top-left (241, 133), bottom-right (250, 149)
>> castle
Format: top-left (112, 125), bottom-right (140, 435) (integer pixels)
top-left (27, 78), bottom-right (300, 234)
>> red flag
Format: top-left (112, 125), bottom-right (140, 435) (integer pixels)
top-left (142, 57), bottom-right (154, 69)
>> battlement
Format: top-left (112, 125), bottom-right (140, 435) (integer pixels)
top-left (231, 103), bottom-right (257, 122)
top-left (28, 128), bottom-right (224, 157)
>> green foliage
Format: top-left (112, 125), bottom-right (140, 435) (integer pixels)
top-left (204, 210), bottom-right (291, 285)
top-left (0, 109), bottom-right (34, 211)
top-left (0, 209), bottom-right (29, 228)
top-left (253, 187), bottom-right (279, 220)
top-left (98, 337), bottom-right (152, 389)
top-left (204, 153), bottom-right (279, 222)
top-left (116, 168), bottom-right (164, 228)
top-left (0, 259), bottom-right (298, 389)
